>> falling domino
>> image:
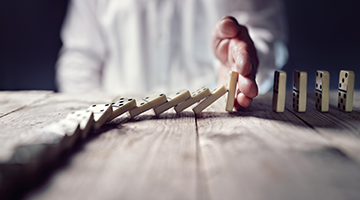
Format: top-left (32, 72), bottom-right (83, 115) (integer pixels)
top-left (154, 89), bottom-right (191, 115)
top-left (193, 85), bottom-right (227, 114)
top-left (174, 86), bottom-right (211, 114)
top-left (87, 104), bottom-right (113, 129)
top-left (129, 92), bottom-right (167, 117)
top-left (108, 98), bottom-right (137, 121)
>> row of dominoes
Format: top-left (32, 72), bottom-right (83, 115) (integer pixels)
top-left (273, 70), bottom-right (355, 113)
top-left (0, 71), bottom-right (240, 198)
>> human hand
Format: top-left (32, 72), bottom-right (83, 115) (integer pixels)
top-left (211, 16), bottom-right (259, 109)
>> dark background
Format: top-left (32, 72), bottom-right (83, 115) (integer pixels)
top-left (0, 0), bottom-right (359, 92)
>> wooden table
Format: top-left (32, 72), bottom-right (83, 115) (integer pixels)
top-left (1, 90), bottom-right (360, 200)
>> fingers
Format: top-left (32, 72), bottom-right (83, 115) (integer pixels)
top-left (212, 16), bottom-right (241, 63)
top-left (234, 93), bottom-right (252, 109)
top-left (237, 73), bottom-right (258, 98)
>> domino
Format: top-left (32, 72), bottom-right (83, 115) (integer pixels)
top-left (193, 85), bottom-right (227, 114)
top-left (129, 92), bottom-right (167, 117)
top-left (154, 89), bottom-right (191, 115)
top-left (272, 70), bottom-right (287, 112)
top-left (66, 110), bottom-right (94, 139)
top-left (293, 70), bottom-right (307, 112)
top-left (225, 71), bottom-right (239, 112)
top-left (174, 86), bottom-right (211, 113)
top-left (315, 70), bottom-right (330, 112)
top-left (107, 98), bottom-right (137, 121)
top-left (338, 70), bottom-right (355, 112)
top-left (40, 119), bottom-right (81, 151)
top-left (87, 103), bottom-right (113, 129)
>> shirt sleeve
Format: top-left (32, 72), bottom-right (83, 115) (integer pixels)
top-left (221, 0), bottom-right (288, 93)
top-left (56, 0), bottom-right (107, 93)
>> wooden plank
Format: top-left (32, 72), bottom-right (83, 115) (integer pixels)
top-left (0, 91), bottom-right (52, 118)
top-left (287, 91), bottom-right (360, 164)
top-left (0, 92), bottom-right (117, 161)
top-left (197, 93), bottom-right (360, 200)
top-left (26, 100), bottom-right (197, 200)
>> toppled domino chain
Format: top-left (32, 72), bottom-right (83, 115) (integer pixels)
top-left (0, 73), bottom-right (238, 198)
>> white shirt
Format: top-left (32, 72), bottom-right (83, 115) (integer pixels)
top-left (56, 0), bottom-right (288, 94)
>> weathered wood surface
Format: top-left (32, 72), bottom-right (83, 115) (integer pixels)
top-left (0, 91), bottom-right (359, 200)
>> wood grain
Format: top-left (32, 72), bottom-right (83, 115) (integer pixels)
top-left (0, 92), bottom-right (117, 161)
top-left (0, 91), bottom-right (52, 118)
top-left (27, 109), bottom-right (198, 200)
top-left (197, 94), bottom-right (360, 200)
top-left (285, 91), bottom-right (360, 164)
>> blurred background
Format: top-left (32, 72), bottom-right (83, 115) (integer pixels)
top-left (0, 0), bottom-right (359, 92)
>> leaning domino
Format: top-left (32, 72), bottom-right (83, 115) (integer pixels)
top-left (108, 98), bottom-right (137, 121)
top-left (174, 86), bottom-right (211, 113)
top-left (193, 85), bottom-right (227, 114)
top-left (315, 70), bottom-right (329, 112)
top-left (66, 110), bottom-right (94, 139)
top-left (338, 70), bottom-right (355, 112)
top-left (225, 71), bottom-right (239, 112)
top-left (87, 104), bottom-right (113, 129)
top-left (272, 70), bottom-right (287, 112)
top-left (129, 92), bottom-right (167, 117)
top-left (154, 89), bottom-right (191, 115)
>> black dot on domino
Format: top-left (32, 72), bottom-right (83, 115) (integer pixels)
top-left (342, 78), bottom-right (345, 83)
top-left (338, 92), bottom-right (341, 97)
top-left (159, 94), bottom-right (164, 96)
top-left (145, 97), bottom-right (149, 99)
top-left (176, 92), bottom-right (180, 95)
top-left (320, 94), bottom-right (322, 98)
top-left (320, 73), bottom-right (323, 78)
top-left (293, 92), bottom-right (295, 96)
top-left (71, 112), bottom-right (75, 114)
top-left (316, 93), bottom-right (318, 97)
top-left (77, 114), bottom-right (81, 117)
top-left (92, 105), bottom-right (96, 107)
top-left (119, 101), bottom-right (124, 103)
top-left (338, 103), bottom-right (340, 108)
top-left (119, 104), bottom-right (123, 107)
top-left (140, 102), bottom-right (145, 105)
top-left (105, 104), bottom-right (109, 106)
top-left (317, 99), bottom-right (319, 103)
top-left (341, 98), bottom-right (343, 103)
top-left (339, 83), bottom-right (342, 88)
top-left (128, 99), bottom-right (133, 101)
top-left (345, 73), bottom-right (348, 78)
top-left (343, 105), bottom-right (345, 110)
top-left (100, 109), bottom-right (104, 112)
top-left (293, 97), bottom-right (295, 102)
top-left (297, 100), bottom-right (299, 104)
top-left (319, 106), bottom-right (321, 110)
top-left (344, 94), bottom-right (346, 98)
top-left (86, 110), bottom-right (90, 112)
top-left (296, 106), bottom-right (299, 110)
top-left (316, 83), bottom-right (318, 88)
top-left (320, 85), bottom-right (322, 89)
top-left (120, 98), bottom-right (124, 100)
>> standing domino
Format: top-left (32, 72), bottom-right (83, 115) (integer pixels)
top-left (293, 70), bottom-right (307, 112)
top-left (87, 104), bottom-right (113, 129)
top-left (338, 70), bottom-right (355, 112)
top-left (225, 71), bottom-right (239, 112)
top-left (315, 70), bottom-right (330, 112)
top-left (129, 92), bottom-right (167, 117)
top-left (174, 86), bottom-right (211, 114)
top-left (272, 70), bottom-right (287, 112)
top-left (66, 110), bottom-right (94, 139)
top-left (154, 89), bottom-right (191, 115)
top-left (193, 85), bottom-right (227, 114)
top-left (108, 98), bottom-right (137, 121)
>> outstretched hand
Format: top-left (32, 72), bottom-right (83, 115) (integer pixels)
top-left (211, 16), bottom-right (259, 109)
